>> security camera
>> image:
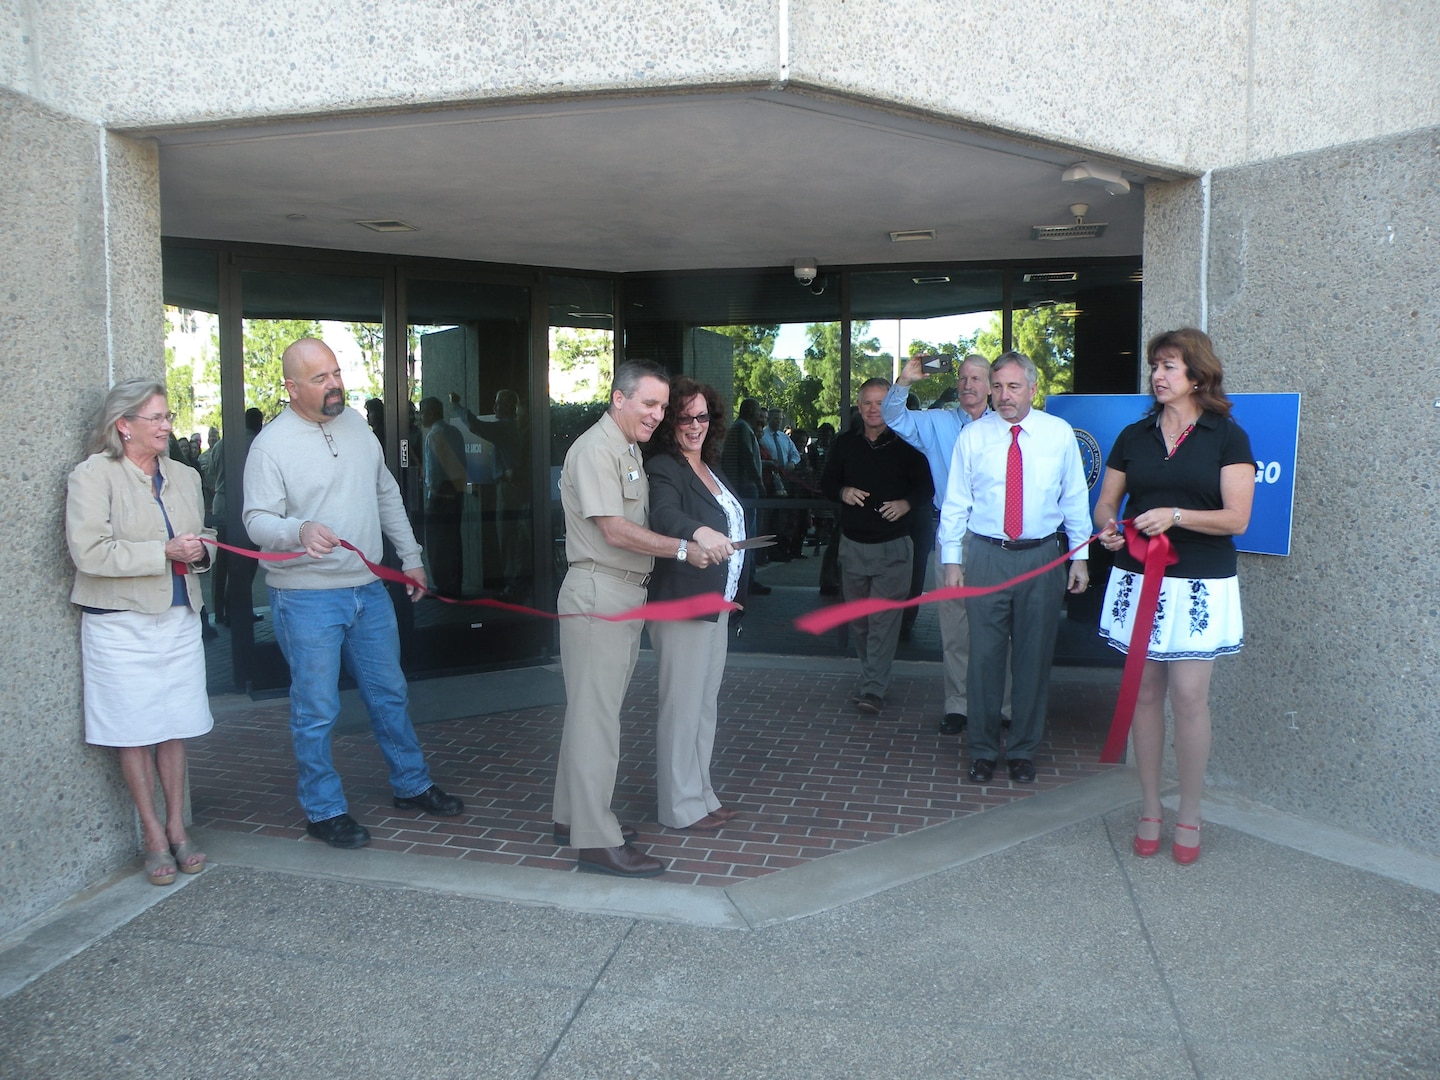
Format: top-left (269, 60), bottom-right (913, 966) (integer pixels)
top-left (794, 259), bottom-right (819, 286)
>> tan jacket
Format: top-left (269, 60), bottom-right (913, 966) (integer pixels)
top-left (67, 452), bottom-right (214, 613)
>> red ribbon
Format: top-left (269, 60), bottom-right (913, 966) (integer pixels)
top-left (793, 533), bottom-right (1095, 636)
top-left (1097, 529), bottom-right (1177, 763)
top-left (792, 522), bottom-right (1177, 765)
top-left (199, 537), bottom-right (737, 623)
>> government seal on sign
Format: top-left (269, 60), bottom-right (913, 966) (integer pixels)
top-left (1075, 428), bottom-right (1103, 490)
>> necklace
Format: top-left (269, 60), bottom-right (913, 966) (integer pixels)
top-left (1163, 420), bottom-right (1196, 459)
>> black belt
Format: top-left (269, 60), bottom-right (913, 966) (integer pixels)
top-left (973, 532), bottom-right (1061, 552)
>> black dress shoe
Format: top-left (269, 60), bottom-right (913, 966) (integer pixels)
top-left (392, 784), bottom-right (464, 817)
top-left (577, 844), bottom-right (665, 878)
top-left (939, 713), bottom-right (967, 735)
top-left (553, 822), bottom-right (638, 846)
top-left (306, 813), bottom-right (371, 849)
top-left (855, 693), bottom-right (883, 715)
top-left (1007, 758), bottom-right (1036, 783)
top-left (967, 758), bottom-right (996, 783)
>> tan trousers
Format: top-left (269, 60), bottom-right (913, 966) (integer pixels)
top-left (554, 569), bottom-right (645, 849)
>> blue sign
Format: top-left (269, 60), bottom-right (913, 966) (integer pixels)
top-left (1045, 393), bottom-right (1300, 557)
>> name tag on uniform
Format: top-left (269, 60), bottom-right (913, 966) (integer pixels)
top-left (627, 469), bottom-right (640, 482)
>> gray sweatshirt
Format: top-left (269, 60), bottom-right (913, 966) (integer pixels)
top-left (243, 406), bottom-right (422, 589)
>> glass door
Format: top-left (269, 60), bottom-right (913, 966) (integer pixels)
top-left (228, 263), bottom-right (388, 692)
top-left (401, 274), bottom-right (548, 674)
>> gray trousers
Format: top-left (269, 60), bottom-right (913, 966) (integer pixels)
top-left (840, 534), bottom-right (913, 699)
top-left (937, 534), bottom-right (1011, 717)
top-left (963, 533), bottom-right (1067, 760)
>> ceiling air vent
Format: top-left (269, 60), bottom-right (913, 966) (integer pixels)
top-left (355, 219), bottom-right (417, 233)
top-left (1032, 221), bottom-right (1106, 241)
top-left (889, 229), bottom-right (937, 243)
top-left (1033, 204), bottom-right (1106, 241)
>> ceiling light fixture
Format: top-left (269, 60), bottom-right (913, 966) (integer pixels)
top-left (1061, 161), bottom-right (1130, 196)
top-left (889, 229), bottom-right (936, 243)
top-left (911, 275), bottom-right (951, 285)
top-left (354, 219), bottom-right (417, 233)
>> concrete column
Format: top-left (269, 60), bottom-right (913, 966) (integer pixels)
top-left (0, 86), bottom-right (164, 936)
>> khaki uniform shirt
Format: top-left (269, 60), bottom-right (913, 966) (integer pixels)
top-left (560, 411), bottom-right (653, 574)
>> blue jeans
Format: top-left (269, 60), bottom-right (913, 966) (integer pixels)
top-left (270, 581), bottom-right (432, 821)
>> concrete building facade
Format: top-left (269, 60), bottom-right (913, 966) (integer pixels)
top-left (2, 1), bottom-right (1437, 934)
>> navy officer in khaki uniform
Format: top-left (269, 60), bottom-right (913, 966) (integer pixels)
top-left (553, 361), bottom-right (734, 877)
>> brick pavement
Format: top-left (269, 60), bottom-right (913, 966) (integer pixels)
top-left (189, 663), bottom-right (1122, 887)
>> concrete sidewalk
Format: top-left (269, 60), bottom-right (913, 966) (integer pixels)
top-left (3, 773), bottom-right (1438, 1078)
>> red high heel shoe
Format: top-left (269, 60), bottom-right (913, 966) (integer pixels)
top-left (1172, 822), bottom-right (1201, 865)
top-left (1132, 817), bottom-right (1162, 858)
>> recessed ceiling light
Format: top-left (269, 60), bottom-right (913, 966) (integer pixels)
top-left (889, 229), bottom-right (936, 243)
top-left (355, 219), bottom-right (417, 233)
top-left (1023, 272), bottom-right (1078, 283)
top-left (911, 275), bottom-right (951, 285)
top-left (570, 312), bottom-right (613, 320)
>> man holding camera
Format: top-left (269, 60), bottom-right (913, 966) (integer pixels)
top-left (881, 353), bottom-right (995, 735)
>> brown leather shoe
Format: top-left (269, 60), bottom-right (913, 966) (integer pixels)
top-left (552, 822), bottom-right (637, 846)
top-left (675, 812), bottom-right (726, 832)
top-left (710, 806), bottom-right (740, 821)
top-left (577, 844), bottom-right (665, 878)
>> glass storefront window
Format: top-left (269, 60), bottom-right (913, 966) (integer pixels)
top-left (403, 276), bottom-right (546, 672)
top-left (547, 276), bottom-right (616, 601)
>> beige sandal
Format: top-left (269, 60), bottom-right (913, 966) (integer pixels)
top-left (171, 840), bottom-right (207, 875)
top-left (144, 849), bottom-right (178, 886)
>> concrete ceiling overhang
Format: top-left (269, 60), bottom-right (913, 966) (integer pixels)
top-left (147, 87), bottom-right (1168, 276)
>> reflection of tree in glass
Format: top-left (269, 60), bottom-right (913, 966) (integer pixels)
top-left (241, 319), bottom-right (324, 421)
top-left (805, 321), bottom-right (892, 426)
top-left (973, 305), bottom-right (1076, 405)
top-left (346, 322), bottom-right (386, 401)
top-left (164, 348), bottom-right (197, 436)
top-left (549, 327), bottom-right (614, 404)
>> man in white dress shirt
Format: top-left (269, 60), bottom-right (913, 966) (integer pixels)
top-left (760, 409), bottom-right (801, 470)
top-left (939, 352), bottom-right (1090, 785)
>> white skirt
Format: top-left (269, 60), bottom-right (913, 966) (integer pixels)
top-left (1098, 567), bottom-right (1244, 662)
top-left (81, 607), bottom-right (214, 746)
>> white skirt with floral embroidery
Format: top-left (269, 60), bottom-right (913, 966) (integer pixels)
top-left (1098, 567), bottom-right (1244, 661)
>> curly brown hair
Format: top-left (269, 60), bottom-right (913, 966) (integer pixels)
top-left (649, 376), bottom-right (729, 468)
top-left (1146, 328), bottom-right (1234, 418)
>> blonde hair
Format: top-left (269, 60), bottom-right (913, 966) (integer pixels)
top-left (83, 378), bottom-right (167, 459)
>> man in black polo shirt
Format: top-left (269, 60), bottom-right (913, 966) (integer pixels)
top-left (821, 378), bottom-right (934, 716)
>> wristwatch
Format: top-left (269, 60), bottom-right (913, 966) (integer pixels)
top-left (676, 539), bottom-right (688, 562)
top-left (1172, 508), bottom-right (1183, 526)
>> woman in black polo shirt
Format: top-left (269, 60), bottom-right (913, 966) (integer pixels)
top-left (1094, 329), bottom-right (1256, 865)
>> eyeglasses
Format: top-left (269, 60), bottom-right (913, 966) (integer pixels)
top-left (675, 412), bottom-right (713, 427)
top-left (127, 411), bottom-right (175, 423)
top-left (321, 426), bottom-right (338, 457)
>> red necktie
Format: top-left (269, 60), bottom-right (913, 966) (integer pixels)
top-left (1004, 424), bottom-right (1023, 540)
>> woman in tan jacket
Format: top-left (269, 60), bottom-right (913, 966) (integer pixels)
top-left (66, 379), bottom-right (215, 885)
